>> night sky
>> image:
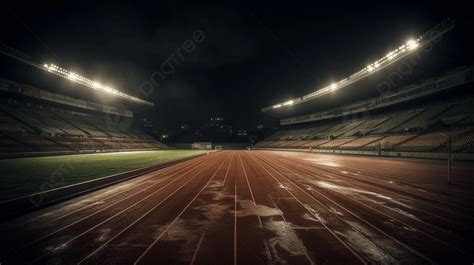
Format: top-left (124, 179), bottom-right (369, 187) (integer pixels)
top-left (1, 1), bottom-right (471, 131)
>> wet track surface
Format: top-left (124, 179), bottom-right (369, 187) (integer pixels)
top-left (1, 150), bottom-right (474, 264)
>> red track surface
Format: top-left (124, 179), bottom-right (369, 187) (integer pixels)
top-left (1, 150), bottom-right (474, 264)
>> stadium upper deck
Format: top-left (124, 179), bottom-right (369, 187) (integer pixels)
top-left (0, 78), bottom-right (166, 156)
top-left (259, 19), bottom-right (474, 157)
top-left (257, 66), bottom-right (474, 155)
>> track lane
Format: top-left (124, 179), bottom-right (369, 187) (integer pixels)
top-left (32, 153), bottom-right (223, 264)
top-left (5, 153), bottom-right (221, 263)
top-left (1, 150), bottom-right (474, 264)
top-left (246, 152), bottom-right (368, 264)
top-left (256, 152), bottom-right (471, 263)
top-left (261, 152), bottom-right (474, 252)
top-left (1, 154), bottom-right (214, 250)
top-left (271, 151), bottom-right (474, 219)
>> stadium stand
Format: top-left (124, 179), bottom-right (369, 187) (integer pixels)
top-left (390, 103), bottom-right (452, 133)
top-left (0, 78), bottom-right (166, 156)
top-left (370, 110), bottom-right (422, 134)
top-left (339, 136), bottom-right (384, 149)
top-left (257, 96), bottom-right (474, 154)
top-left (396, 132), bottom-right (454, 152)
top-left (453, 130), bottom-right (474, 152)
top-left (319, 137), bottom-right (356, 148)
top-left (364, 134), bottom-right (418, 150)
top-left (355, 117), bottom-right (392, 135)
top-left (258, 64), bottom-right (474, 156)
top-left (439, 99), bottom-right (474, 126)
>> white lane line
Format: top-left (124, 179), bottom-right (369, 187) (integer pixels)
top-left (265, 154), bottom-right (451, 262)
top-left (238, 152), bottom-right (262, 229)
top-left (133, 153), bottom-right (229, 265)
top-left (44, 155), bottom-right (206, 222)
top-left (21, 156), bottom-right (207, 251)
top-left (221, 152), bottom-right (234, 187)
top-left (74, 158), bottom-right (219, 265)
top-left (190, 233), bottom-right (205, 265)
top-left (249, 153), bottom-right (367, 265)
top-left (238, 153), bottom-right (257, 205)
top-left (234, 165), bottom-right (238, 265)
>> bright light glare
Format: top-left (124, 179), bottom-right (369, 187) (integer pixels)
top-left (386, 51), bottom-right (396, 60)
top-left (264, 18), bottom-right (455, 111)
top-left (41, 62), bottom-right (153, 106)
top-left (406, 39), bottom-right (419, 50)
top-left (68, 72), bottom-right (77, 80)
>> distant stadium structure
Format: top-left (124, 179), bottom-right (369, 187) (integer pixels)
top-left (257, 66), bottom-right (474, 159)
top-left (192, 142), bottom-right (213, 150)
top-left (0, 78), bottom-right (166, 157)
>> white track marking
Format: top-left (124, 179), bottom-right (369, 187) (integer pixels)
top-left (190, 233), bottom-right (205, 265)
top-left (234, 161), bottom-right (238, 265)
top-left (266, 153), bottom-right (470, 259)
top-left (258, 153), bottom-right (437, 264)
top-left (132, 153), bottom-right (229, 264)
top-left (238, 152), bottom-right (262, 228)
top-left (248, 153), bottom-right (367, 265)
top-left (31, 154), bottom-right (208, 224)
top-left (38, 158), bottom-right (218, 265)
top-left (20, 156), bottom-right (209, 252)
top-left (221, 152), bottom-right (235, 186)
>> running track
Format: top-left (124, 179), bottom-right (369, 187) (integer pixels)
top-left (1, 150), bottom-right (473, 264)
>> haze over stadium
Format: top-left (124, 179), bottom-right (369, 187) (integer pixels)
top-left (1, 1), bottom-right (473, 264)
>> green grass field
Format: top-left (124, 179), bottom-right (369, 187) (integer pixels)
top-left (0, 150), bottom-right (208, 201)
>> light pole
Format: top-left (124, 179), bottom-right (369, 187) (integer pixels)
top-left (448, 135), bottom-right (452, 184)
top-left (440, 132), bottom-right (452, 184)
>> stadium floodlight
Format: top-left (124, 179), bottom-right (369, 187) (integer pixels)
top-left (43, 63), bottom-right (154, 106)
top-left (0, 42), bottom-right (153, 107)
top-left (406, 39), bottom-right (419, 50)
top-left (262, 18), bottom-right (455, 112)
top-left (386, 51), bottom-right (396, 60)
top-left (68, 72), bottom-right (77, 80)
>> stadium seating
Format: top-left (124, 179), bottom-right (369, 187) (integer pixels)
top-left (356, 117), bottom-right (392, 135)
top-left (301, 139), bottom-right (330, 148)
top-left (319, 123), bottom-right (352, 138)
top-left (258, 98), bottom-right (474, 154)
top-left (0, 137), bottom-right (32, 153)
top-left (371, 110), bottom-right (422, 134)
top-left (453, 130), bottom-right (474, 152)
top-left (439, 99), bottom-right (474, 125)
top-left (339, 136), bottom-right (384, 149)
top-left (396, 131), bottom-right (461, 151)
top-left (390, 104), bottom-right (451, 133)
top-left (338, 121), bottom-right (367, 137)
top-left (0, 103), bottom-right (166, 154)
top-left (365, 134), bottom-right (418, 150)
top-left (319, 138), bottom-right (356, 148)
top-left (0, 110), bottom-right (33, 134)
